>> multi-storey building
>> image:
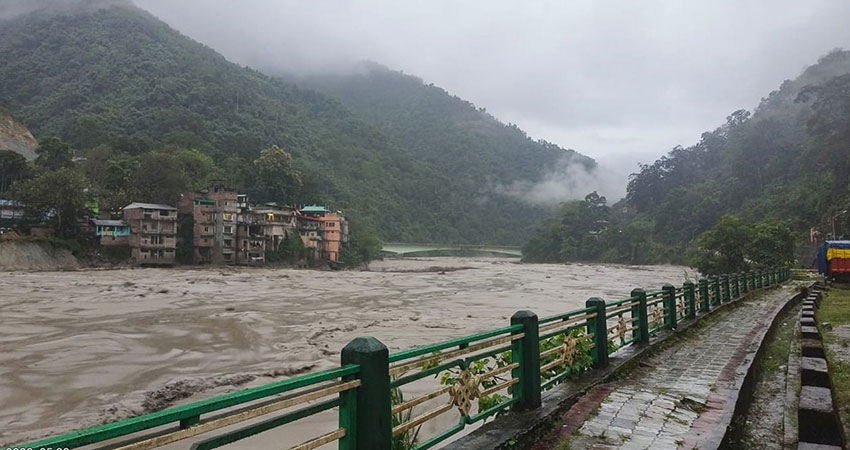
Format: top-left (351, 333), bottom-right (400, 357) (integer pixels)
top-left (122, 202), bottom-right (177, 264)
top-left (253, 205), bottom-right (298, 252)
top-left (91, 219), bottom-right (131, 246)
top-left (234, 195), bottom-right (266, 265)
top-left (176, 182), bottom-right (238, 265)
top-left (297, 206), bottom-right (348, 262)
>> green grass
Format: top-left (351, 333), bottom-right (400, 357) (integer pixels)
top-left (818, 285), bottom-right (850, 438)
top-left (553, 437), bottom-right (572, 450)
top-left (761, 306), bottom-right (799, 374)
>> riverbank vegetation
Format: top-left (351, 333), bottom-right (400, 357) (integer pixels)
top-left (525, 49), bottom-right (850, 268)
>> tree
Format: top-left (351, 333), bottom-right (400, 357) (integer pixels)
top-left (266, 232), bottom-right (307, 263)
top-left (253, 145), bottom-right (302, 203)
top-left (692, 216), bottom-right (752, 275)
top-left (13, 168), bottom-right (91, 238)
top-left (0, 150), bottom-right (28, 192)
top-left (747, 218), bottom-right (796, 267)
top-left (34, 137), bottom-right (73, 170)
top-left (341, 218), bottom-right (382, 268)
top-left (127, 149), bottom-right (215, 204)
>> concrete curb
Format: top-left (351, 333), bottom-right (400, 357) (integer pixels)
top-left (711, 285), bottom-right (810, 448)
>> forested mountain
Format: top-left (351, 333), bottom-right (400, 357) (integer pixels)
top-left (524, 50), bottom-right (850, 265)
top-left (0, 1), bottom-right (592, 245)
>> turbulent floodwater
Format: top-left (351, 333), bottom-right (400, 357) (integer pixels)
top-left (0, 257), bottom-right (693, 446)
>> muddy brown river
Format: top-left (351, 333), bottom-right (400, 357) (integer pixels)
top-left (0, 257), bottom-right (693, 447)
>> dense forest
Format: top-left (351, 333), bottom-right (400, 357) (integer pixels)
top-left (0, 1), bottom-right (592, 245)
top-left (523, 50), bottom-right (850, 270)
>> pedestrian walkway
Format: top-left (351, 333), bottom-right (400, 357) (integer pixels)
top-left (553, 285), bottom-right (795, 450)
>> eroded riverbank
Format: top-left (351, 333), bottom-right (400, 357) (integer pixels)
top-left (0, 257), bottom-right (693, 445)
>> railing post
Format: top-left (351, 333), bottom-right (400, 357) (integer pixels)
top-left (586, 297), bottom-right (609, 368)
top-left (341, 337), bottom-right (391, 450)
top-left (740, 272), bottom-right (749, 295)
top-left (756, 270), bottom-right (762, 289)
top-left (772, 268), bottom-right (777, 285)
top-left (632, 288), bottom-right (649, 345)
top-left (662, 284), bottom-right (677, 329)
top-left (721, 275), bottom-right (730, 302)
top-left (711, 276), bottom-right (721, 306)
top-left (698, 278), bottom-right (710, 312)
top-left (683, 281), bottom-right (696, 320)
top-left (732, 272), bottom-right (741, 298)
top-left (511, 310), bottom-right (541, 410)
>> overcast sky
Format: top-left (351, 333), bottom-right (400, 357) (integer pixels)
top-left (135, 0), bottom-right (850, 175)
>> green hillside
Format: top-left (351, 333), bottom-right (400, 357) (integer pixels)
top-left (0, 1), bottom-right (591, 245)
top-left (523, 49), bottom-right (850, 264)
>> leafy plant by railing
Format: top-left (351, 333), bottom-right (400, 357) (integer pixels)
top-left (392, 382), bottom-right (421, 450)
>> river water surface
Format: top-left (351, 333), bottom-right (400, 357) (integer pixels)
top-left (1, 257), bottom-right (693, 447)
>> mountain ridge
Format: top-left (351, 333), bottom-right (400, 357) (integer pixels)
top-left (0, 1), bottom-right (596, 244)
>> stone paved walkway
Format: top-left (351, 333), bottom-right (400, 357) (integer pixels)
top-left (554, 286), bottom-right (795, 450)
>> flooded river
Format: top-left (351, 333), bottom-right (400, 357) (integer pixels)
top-left (0, 257), bottom-right (692, 446)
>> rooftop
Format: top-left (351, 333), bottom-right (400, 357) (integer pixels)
top-left (300, 206), bottom-right (329, 213)
top-left (122, 202), bottom-right (177, 211)
top-left (91, 219), bottom-right (129, 227)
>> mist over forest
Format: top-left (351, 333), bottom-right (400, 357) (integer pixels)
top-left (2, 0), bottom-right (850, 267)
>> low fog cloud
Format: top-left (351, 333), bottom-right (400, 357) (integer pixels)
top-left (495, 157), bottom-right (625, 206)
top-left (108, 1), bottom-right (850, 184)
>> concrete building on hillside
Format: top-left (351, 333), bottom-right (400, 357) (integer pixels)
top-left (297, 206), bottom-right (348, 262)
top-left (91, 219), bottom-right (130, 246)
top-left (253, 205), bottom-right (298, 252)
top-left (176, 182), bottom-right (239, 265)
top-left (123, 202), bottom-right (177, 264)
top-left (0, 199), bottom-right (25, 233)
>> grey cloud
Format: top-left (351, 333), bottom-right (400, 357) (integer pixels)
top-left (134, 0), bottom-right (850, 184)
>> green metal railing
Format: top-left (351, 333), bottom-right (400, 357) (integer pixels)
top-left (15, 267), bottom-right (792, 450)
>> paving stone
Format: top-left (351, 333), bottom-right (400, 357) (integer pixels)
top-left (801, 357), bottom-right (829, 373)
top-left (802, 326), bottom-right (821, 339)
top-left (563, 288), bottom-right (794, 449)
top-left (797, 443), bottom-right (842, 450)
top-left (801, 317), bottom-right (816, 325)
top-left (801, 338), bottom-right (823, 349)
top-left (800, 386), bottom-right (834, 413)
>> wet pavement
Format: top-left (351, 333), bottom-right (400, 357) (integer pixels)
top-left (555, 285), bottom-right (796, 450)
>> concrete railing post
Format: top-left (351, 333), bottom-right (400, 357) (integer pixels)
top-left (341, 337), bottom-right (391, 450)
top-left (511, 311), bottom-right (541, 410)
top-left (586, 297), bottom-right (609, 368)
top-left (721, 275), bottom-right (730, 302)
top-left (732, 273), bottom-right (741, 298)
top-left (683, 281), bottom-right (696, 320)
top-left (662, 284), bottom-right (677, 329)
top-left (698, 278), bottom-right (710, 312)
top-left (740, 272), bottom-right (749, 295)
top-left (711, 276), bottom-right (721, 306)
top-left (632, 288), bottom-right (649, 345)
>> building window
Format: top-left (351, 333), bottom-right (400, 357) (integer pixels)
top-left (224, 226), bottom-right (233, 234)
top-left (224, 239), bottom-right (233, 247)
top-left (224, 213), bottom-right (233, 221)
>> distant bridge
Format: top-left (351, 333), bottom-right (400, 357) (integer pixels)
top-left (381, 243), bottom-right (522, 258)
